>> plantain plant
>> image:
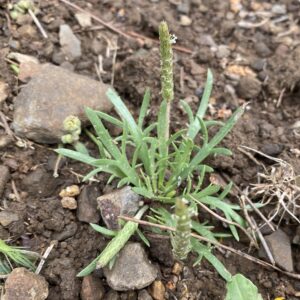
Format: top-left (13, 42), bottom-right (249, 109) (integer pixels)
top-left (56, 21), bottom-right (262, 298)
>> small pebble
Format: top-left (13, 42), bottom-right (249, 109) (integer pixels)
top-left (150, 281), bottom-right (165, 300)
top-left (61, 197), bottom-right (77, 210)
top-left (59, 185), bottom-right (80, 197)
top-left (75, 12), bottom-right (92, 28)
top-left (180, 15), bottom-right (192, 26)
top-left (172, 262), bottom-right (183, 275)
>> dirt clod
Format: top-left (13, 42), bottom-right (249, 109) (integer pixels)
top-left (81, 275), bottom-right (105, 300)
top-left (3, 267), bottom-right (48, 300)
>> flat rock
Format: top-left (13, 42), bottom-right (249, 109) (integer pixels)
top-left (265, 229), bottom-right (294, 272)
top-left (104, 243), bottom-right (157, 291)
top-left (97, 186), bottom-right (140, 230)
top-left (81, 275), bottom-right (105, 300)
top-left (13, 64), bottom-right (112, 143)
top-left (59, 24), bottom-right (81, 61)
top-left (0, 165), bottom-right (10, 197)
top-left (3, 267), bottom-right (48, 300)
top-left (0, 211), bottom-right (19, 227)
top-left (77, 185), bottom-right (101, 223)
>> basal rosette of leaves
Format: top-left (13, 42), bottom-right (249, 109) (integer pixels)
top-left (56, 21), bottom-right (263, 298)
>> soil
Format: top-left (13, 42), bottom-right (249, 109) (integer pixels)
top-left (1, 0), bottom-right (300, 299)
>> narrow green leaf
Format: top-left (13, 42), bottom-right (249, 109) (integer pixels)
top-left (187, 69), bottom-right (213, 139)
top-left (85, 107), bottom-right (122, 160)
top-left (90, 224), bottom-right (117, 237)
top-left (138, 88), bottom-right (151, 129)
top-left (211, 148), bottom-right (232, 156)
top-left (55, 148), bottom-right (98, 166)
top-left (180, 100), bottom-right (194, 125)
top-left (137, 229), bottom-right (150, 247)
top-left (95, 111), bottom-right (123, 128)
top-left (106, 89), bottom-right (141, 141)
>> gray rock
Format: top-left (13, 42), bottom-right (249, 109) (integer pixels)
top-left (0, 165), bottom-right (10, 197)
top-left (81, 275), bottom-right (105, 300)
top-left (3, 268), bottom-right (48, 300)
top-left (138, 290), bottom-right (153, 300)
top-left (77, 185), bottom-right (101, 223)
top-left (104, 243), bottom-right (157, 291)
top-left (13, 64), bottom-right (112, 143)
top-left (255, 42), bottom-right (272, 58)
top-left (261, 143), bottom-right (284, 156)
top-left (237, 76), bottom-right (262, 99)
top-left (177, 1), bottom-right (190, 14)
top-left (75, 12), bottom-right (92, 28)
top-left (216, 45), bottom-right (230, 59)
top-left (7, 52), bottom-right (39, 64)
top-left (21, 167), bottom-right (60, 197)
top-left (265, 229), bottom-right (293, 272)
top-left (97, 187), bottom-right (140, 230)
top-left (59, 24), bottom-right (81, 61)
top-left (0, 211), bottom-right (19, 227)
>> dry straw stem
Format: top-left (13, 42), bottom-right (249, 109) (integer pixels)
top-left (240, 146), bottom-right (300, 226)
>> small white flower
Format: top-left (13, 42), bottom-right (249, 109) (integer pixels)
top-left (170, 34), bottom-right (177, 44)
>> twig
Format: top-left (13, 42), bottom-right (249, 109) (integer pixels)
top-left (0, 112), bottom-right (14, 138)
top-left (58, 0), bottom-right (131, 39)
top-left (111, 40), bottom-right (118, 86)
top-left (53, 154), bottom-right (62, 178)
top-left (11, 180), bottom-right (22, 202)
top-left (276, 88), bottom-right (285, 108)
top-left (221, 173), bottom-right (275, 232)
top-left (35, 242), bottom-right (56, 275)
top-left (28, 9), bottom-right (48, 39)
top-left (250, 217), bottom-right (275, 265)
top-left (119, 215), bottom-right (300, 279)
top-left (58, 0), bottom-right (193, 54)
top-left (237, 146), bottom-right (264, 168)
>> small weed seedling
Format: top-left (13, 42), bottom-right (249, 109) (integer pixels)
top-left (0, 239), bottom-right (37, 275)
top-left (57, 21), bottom-right (262, 298)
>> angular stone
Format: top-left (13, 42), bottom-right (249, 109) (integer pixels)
top-left (61, 197), bottom-right (77, 210)
top-left (0, 211), bottom-right (19, 227)
top-left (0, 165), bottom-right (10, 197)
top-left (3, 268), bottom-right (48, 300)
top-left (59, 24), bottom-right (81, 61)
top-left (265, 229), bottom-right (294, 272)
top-left (97, 186), bottom-right (140, 230)
top-left (81, 275), bottom-right (105, 300)
top-left (150, 281), bottom-right (165, 300)
top-left (75, 13), bottom-right (92, 28)
top-left (13, 64), bottom-right (113, 143)
top-left (104, 243), bottom-right (157, 291)
top-left (77, 185), bottom-right (100, 223)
